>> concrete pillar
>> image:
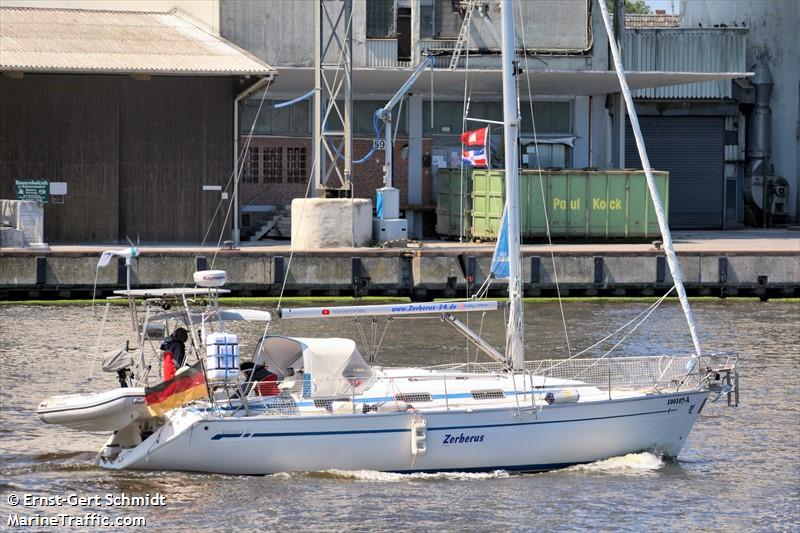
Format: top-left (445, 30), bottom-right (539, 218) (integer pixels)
top-left (573, 96), bottom-right (590, 168)
top-left (411, 0), bottom-right (421, 65)
top-left (591, 94), bottom-right (608, 168)
top-left (407, 94), bottom-right (424, 238)
top-left (610, 93), bottom-right (626, 168)
top-left (609, 0), bottom-right (626, 169)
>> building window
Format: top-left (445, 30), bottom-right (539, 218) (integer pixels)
top-left (420, 4), bottom-right (434, 39)
top-left (521, 101), bottom-right (572, 135)
top-left (241, 100), bottom-right (311, 137)
top-left (286, 147), bottom-right (308, 183)
top-left (422, 100), bottom-right (465, 134)
top-left (522, 143), bottom-right (569, 169)
top-left (262, 147), bottom-right (283, 184)
top-left (367, 0), bottom-right (396, 37)
top-left (244, 147), bottom-right (260, 183)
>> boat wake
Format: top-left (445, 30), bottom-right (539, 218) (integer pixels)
top-left (1, 451), bottom-right (99, 477)
top-left (563, 452), bottom-right (665, 474)
top-left (271, 469), bottom-right (511, 482)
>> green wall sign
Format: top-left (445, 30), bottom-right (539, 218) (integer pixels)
top-left (15, 179), bottom-right (49, 203)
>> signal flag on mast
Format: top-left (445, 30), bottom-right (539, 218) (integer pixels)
top-left (461, 126), bottom-right (490, 168)
top-left (462, 147), bottom-right (489, 167)
top-left (460, 126), bottom-right (489, 147)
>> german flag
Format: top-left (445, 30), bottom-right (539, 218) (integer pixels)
top-left (145, 361), bottom-right (208, 416)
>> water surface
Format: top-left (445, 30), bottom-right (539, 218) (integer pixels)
top-left (1, 300), bottom-right (797, 531)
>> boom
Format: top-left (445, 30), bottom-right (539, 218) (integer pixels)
top-left (279, 300), bottom-right (498, 319)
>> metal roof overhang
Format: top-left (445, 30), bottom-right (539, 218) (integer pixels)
top-left (1, 65), bottom-right (277, 78)
top-left (269, 68), bottom-right (751, 99)
top-left (0, 7), bottom-right (276, 79)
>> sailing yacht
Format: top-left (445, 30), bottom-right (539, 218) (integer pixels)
top-left (38, 0), bottom-right (738, 475)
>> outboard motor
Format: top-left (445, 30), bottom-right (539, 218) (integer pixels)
top-left (101, 349), bottom-right (134, 388)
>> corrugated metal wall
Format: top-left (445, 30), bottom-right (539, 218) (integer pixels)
top-left (118, 76), bottom-right (233, 243)
top-left (365, 39), bottom-right (399, 67)
top-left (0, 74), bottom-right (233, 243)
top-left (623, 28), bottom-right (747, 99)
top-left (626, 116), bottom-right (724, 229)
top-left (0, 75), bottom-right (120, 242)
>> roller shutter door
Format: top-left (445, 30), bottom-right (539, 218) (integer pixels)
top-left (625, 116), bottom-right (724, 229)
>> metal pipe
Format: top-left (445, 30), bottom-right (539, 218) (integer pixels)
top-left (376, 55), bottom-right (433, 190)
top-left (588, 95), bottom-right (593, 167)
top-left (313, 0), bottom-right (323, 195)
top-left (378, 56), bottom-right (433, 119)
top-left (385, 112), bottom-right (393, 187)
top-left (343, 0), bottom-right (353, 191)
top-left (745, 64), bottom-right (774, 227)
top-left (233, 76), bottom-right (273, 246)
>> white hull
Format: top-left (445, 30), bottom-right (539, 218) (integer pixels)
top-left (37, 388), bottom-right (150, 432)
top-left (100, 390), bottom-right (708, 474)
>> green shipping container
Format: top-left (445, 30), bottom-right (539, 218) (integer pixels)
top-left (435, 168), bottom-right (472, 239)
top-left (470, 169), bottom-right (669, 240)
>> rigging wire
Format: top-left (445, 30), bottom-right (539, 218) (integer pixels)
top-left (516, 0), bottom-right (572, 357)
top-left (393, 96), bottom-right (404, 146)
top-left (276, 156), bottom-right (317, 311)
top-left (548, 286), bottom-right (676, 372)
top-left (277, 6), bottom-right (354, 310)
top-left (201, 77), bottom-right (274, 271)
top-left (570, 287), bottom-right (677, 380)
top-left (459, 11), bottom-right (476, 359)
top-left (459, 18), bottom-right (476, 244)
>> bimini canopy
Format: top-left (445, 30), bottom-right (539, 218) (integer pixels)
top-left (255, 336), bottom-right (305, 376)
top-left (255, 336), bottom-right (375, 397)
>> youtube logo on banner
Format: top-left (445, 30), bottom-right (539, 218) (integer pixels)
top-left (460, 126), bottom-right (489, 147)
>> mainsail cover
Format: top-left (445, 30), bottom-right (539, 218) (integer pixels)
top-left (489, 204), bottom-right (510, 281)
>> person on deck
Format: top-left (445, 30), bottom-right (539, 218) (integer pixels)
top-left (161, 327), bottom-right (189, 380)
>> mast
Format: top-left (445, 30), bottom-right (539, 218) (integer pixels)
top-left (501, 0), bottom-right (524, 370)
top-left (597, 0), bottom-right (703, 360)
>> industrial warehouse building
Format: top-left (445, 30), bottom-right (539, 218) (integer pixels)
top-left (1, 0), bottom-right (796, 244)
top-left (219, 0), bottom-right (772, 239)
top-left (0, 5), bottom-right (275, 243)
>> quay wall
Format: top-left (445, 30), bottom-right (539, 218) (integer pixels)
top-left (0, 249), bottom-right (797, 300)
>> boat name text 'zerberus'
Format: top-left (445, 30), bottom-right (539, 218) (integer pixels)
top-left (667, 396), bottom-right (690, 406)
top-left (442, 433), bottom-right (485, 445)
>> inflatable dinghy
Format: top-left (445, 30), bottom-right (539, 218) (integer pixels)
top-left (37, 388), bottom-right (151, 432)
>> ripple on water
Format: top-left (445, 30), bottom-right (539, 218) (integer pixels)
top-left (1, 451), bottom-right (99, 476)
top-left (272, 469), bottom-right (512, 482)
top-left (1, 301), bottom-right (798, 531)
